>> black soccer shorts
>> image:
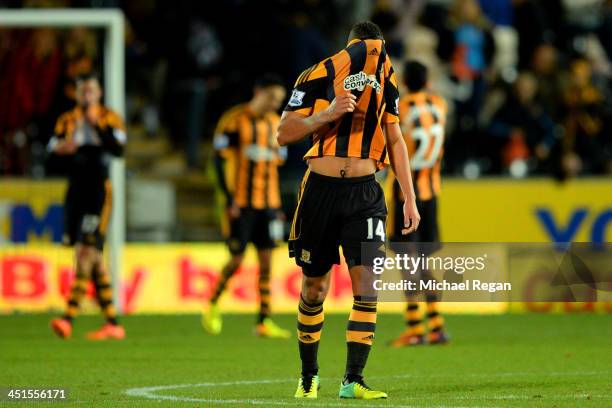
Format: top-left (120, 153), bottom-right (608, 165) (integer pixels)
top-left (227, 208), bottom-right (281, 255)
top-left (63, 181), bottom-right (111, 251)
top-left (289, 171), bottom-right (387, 277)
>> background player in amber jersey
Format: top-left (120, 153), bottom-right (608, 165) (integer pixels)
top-left (277, 21), bottom-right (420, 400)
top-left (49, 73), bottom-right (126, 340)
top-left (202, 74), bottom-right (290, 339)
top-left (386, 61), bottom-right (450, 347)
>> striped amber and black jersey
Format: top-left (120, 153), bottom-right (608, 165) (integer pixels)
top-left (49, 106), bottom-right (126, 188)
top-left (388, 91), bottom-right (447, 202)
top-left (213, 104), bottom-right (286, 209)
top-left (284, 38), bottom-right (400, 169)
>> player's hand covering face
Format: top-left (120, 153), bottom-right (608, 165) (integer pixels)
top-left (55, 139), bottom-right (78, 155)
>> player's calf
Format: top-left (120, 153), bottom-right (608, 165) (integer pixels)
top-left (340, 296), bottom-right (386, 398)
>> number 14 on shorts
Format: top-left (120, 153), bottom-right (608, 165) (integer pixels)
top-left (366, 217), bottom-right (385, 241)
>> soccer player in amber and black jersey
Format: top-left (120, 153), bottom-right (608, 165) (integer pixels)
top-left (49, 73), bottom-right (126, 340)
top-left (202, 74), bottom-right (290, 339)
top-left (277, 22), bottom-right (421, 399)
top-left (386, 61), bottom-right (450, 347)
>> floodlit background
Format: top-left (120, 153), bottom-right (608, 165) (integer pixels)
top-left (0, 0), bottom-right (611, 315)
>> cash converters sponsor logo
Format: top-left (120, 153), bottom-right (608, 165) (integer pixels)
top-left (343, 72), bottom-right (381, 94)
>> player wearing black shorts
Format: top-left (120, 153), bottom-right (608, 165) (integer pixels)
top-left (386, 61), bottom-right (449, 347)
top-left (49, 73), bottom-right (126, 340)
top-left (278, 22), bottom-right (420, 399)
top-left (202, 74), bottom-right (291, 339)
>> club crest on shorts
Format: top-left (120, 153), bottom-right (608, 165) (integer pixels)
top-left (300, 249), bottom-right (312, 264)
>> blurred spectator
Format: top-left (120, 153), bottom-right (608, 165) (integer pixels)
top-left (449, 0), bottom-right (494, 82)
top-left (530, 43), bottom-right (564, 117)
top-left (163, 14), bottom-right (222, 169)
top-left (445, 0), bottom-right (495, 172)
top-left (403, 12), bottom-right (453, 100)
top-left (370, 1), bottom-right (402, 56)
top-left (386, 0), bottom-right (427, 53)
top-left (276, 6), bottom-right (330, 176)
top-left (478, 0), bottom-right (513, 27)
top-left (0, 0), bottom-right (610, 181)
top-left (489, 24), bottom-right (518, 82)
top-left (580, 34), bottom-right (612, 85)
top-left (281, 7), bottom-right (329, 85)
top-left (562, 0), bottom-right (602, 32)
top-left (560, 58), bottom-right (608, 176)
top-left (599, 0), bottom-right (612, 61)
top-left (0, 29), bottom-right (62, 175)
top-left (124, 2), bottom-right (165, 137)
top-left (513, 0), bottom-right (565, 69)
top-left (488, 72), bottom-right (557, 176)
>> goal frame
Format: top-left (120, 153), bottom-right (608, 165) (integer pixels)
top-left (0, 9), bottom-right (126, 312)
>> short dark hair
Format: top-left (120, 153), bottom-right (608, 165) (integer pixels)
top-left (254, 73), bottom-right (285, 89)
top-left (348, 21), bottom-right (384, 41)
top-left (403, 61), bottom-right (428, 92)
top-left (76, 71), bottom-right (101, 84)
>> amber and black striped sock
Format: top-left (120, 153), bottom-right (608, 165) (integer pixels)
top-left (210, 262), bottom-right (240, 304)
top-left (258, 265), bottom-right (271, 323)
top-left (345, 296), bottom-right (377, 382)
top-left (92, 263), bottom-right (118, 325)
top-left (297, 295), bottom-right (324, 377)
top-left (405, 302), bottom-right (425, 335)
top-left (62, 266), bottom-right (89, 323)
top-left (427, 301), bottom-right (444, 333)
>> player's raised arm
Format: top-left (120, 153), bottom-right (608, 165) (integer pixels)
top-left (384, 121), bottom-right (420, 234)
top-left (277, 61), bottom-right (351, 146)
top-left (276, 93), bottom-right (356, 146)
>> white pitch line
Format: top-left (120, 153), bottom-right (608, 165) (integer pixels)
top-left (125, 384), bottom-right (420, 408)
top-left (379, 370), bottom-right (611, 380)
top-left (124, 371), bottom-right (611, 407)
top-left (125, 379), bottom-right (487, 408)
top-left (396, 394), bottom-right (610, 401)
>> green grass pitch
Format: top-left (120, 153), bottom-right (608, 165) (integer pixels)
top-left (2, 313), bottom-right (611, 407)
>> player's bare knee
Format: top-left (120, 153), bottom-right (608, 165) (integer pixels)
top-left (257, 248), bottom-right (272, 261)
top-left (258, 258), bottom-right (271, 273)
top-left (229, 253), bottom-right (244, 268)
top-left (76, 245), bottom-right (96, 264)
top-left (93, 249), bottom-right (103, 264)
top-left (302, 278), bottom-right (327, 304)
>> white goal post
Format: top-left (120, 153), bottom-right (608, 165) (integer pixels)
top-left (0, 9), bottom-right (126, 312)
